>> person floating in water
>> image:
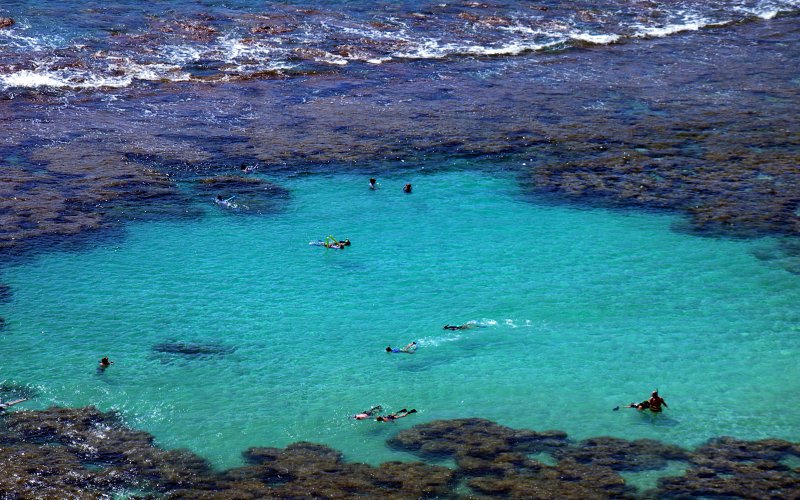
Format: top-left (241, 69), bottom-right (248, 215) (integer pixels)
top-left (324, 236), bottom-right (351, 249)
top-left (403, 183), bottom-right (412, 193)
top-left (98, 356), bottom-right (113, 371)
top-left (240, 165), bottom-right (256, 174)
top-left (443, 323), bottom-right (477, 331)
top-left (369, 178), bottom-right (378, 190)
top-left (215, 195), bottom-right (238, 209)
top-left (352, 405), bottom-right (382, 420)
top-left (386, 341), bottom-right (416, 354)
top-left (0, 398), bottom-right (29, 411)
top-left (377, 408), bottom-right (417, 422)
top-left (616, 390), bottom-right (668, 412)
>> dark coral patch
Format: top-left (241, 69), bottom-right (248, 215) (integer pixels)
top-left (151, 341), bottom-right (236, 360)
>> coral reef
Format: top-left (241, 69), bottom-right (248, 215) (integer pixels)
top-left (0, 145), bottom-right (188, 254)
top-left (0, 409), bottom-right (798, 498)
top-left (654, 437), bottom-right (800, 498)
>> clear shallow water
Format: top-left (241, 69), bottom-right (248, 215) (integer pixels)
top-left (1, 167), bottom-right (799, 469)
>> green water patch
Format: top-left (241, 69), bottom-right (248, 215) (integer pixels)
top-left (620, 460), bottom-right (690, 493)
top-left (1, 168), bottom-right (799, 469)
top-left (527, 451), bottom-right (558, 466)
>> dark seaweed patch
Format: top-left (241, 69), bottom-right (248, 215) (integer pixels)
top-left (0, 283), bottom-right (12, 303)
top-left (151, 341), bottom-right (236, 361)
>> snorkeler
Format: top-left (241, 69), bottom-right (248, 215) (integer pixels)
top-left (0, 398), bottom-right (29, 411)
top-left (324, 236), bottom-right (351, 249)
top-left (386, 342), bottom-right (416, 354)
top-left (615, 390), bottom-right (668, 412)
top-left (443, 323), bottom-right (477, 331)
top-left (377, 408), bottom-right (417, 422)
top-left (215, 195), bottom-right (238, 208)
top-left (369, 178), bottom-right (378, 190)
top-left (403, 183), bottom-right (412, 193)
top-left (352, 405), bottom-right (383, 420)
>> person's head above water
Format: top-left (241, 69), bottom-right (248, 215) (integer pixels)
top-left (386, 346), bottom-right (392, 352)
top-left (403, 183), bottom-right (412, 193)
top-left (343, 239), bottom-right (351, 246)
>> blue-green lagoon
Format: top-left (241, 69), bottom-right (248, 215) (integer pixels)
top-left (2, 168), bottom-right (799, 470)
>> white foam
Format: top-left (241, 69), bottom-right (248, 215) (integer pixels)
top-left (0, 70), bottom-right (68, 88)
top-left (0, 59), bottom-right (191, 90)
top-left (395, 38), bottom-right (561, 59)
top-left (632, 19), bottom-right (708, 38)
top-left (569, 32), bottom-right (621, 45)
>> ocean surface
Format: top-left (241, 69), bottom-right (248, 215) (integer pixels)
top-left (3, 168), bottom-right (800, 470)
top-left (1, 0), bottom-right (800, 482)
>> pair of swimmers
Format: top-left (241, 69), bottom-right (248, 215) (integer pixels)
top-left (351, 405), bottom-right (417, 422)
top-left (386, 341), bottom-right (416, 353)
top-left (368, 178), bottom-right (411, 194)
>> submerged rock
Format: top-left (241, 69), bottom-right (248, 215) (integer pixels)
top-left (654, 436), bottom-right (800, 497)
top-left (0, 409), bottom-right (798, 498)
top-left (151, 341), bottom-right (236, 360)
top-left (388, 418), bottom-right (569, 459)
top-left (552, 436), bottom-right (689, 471)
top-left (0, 145), bottom-right (188, 255)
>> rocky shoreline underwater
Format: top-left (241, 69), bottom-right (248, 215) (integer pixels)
top-left (1, 405), bottom-right (798, 498)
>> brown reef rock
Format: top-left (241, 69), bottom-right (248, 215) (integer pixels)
top-left (1, 408), bottom-right (799, 498)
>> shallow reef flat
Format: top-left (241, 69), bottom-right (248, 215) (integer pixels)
top-left (1, 407), bottom-right (798, 498)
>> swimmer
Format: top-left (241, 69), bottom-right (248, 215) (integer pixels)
top-left (215, 195), bottom-right (238, 209)
top-left (0, 398), bottom-right (29, 411)
top-left (615, 390), bottom-right (668, 412)
top-left (98, 357), bottom-right (113, 370)
top-left (369, 178), bottom-right (378, 190)
top-left (352, 405), bottom-right (382, 420)
top-left (240, 165), bottom-right (256, 174)
top-left (324, 236), bottom-right (351, 249)
top-left (403, 183), bottom-right (412, 193)
top-left (443, 323), bottom-right (477, 331)
top-left (386, 342), bottom-right (416, 354)
top-left (377, 408), bottom-right (417, 422)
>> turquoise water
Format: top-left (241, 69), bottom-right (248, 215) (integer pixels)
top-left (1, 167), bottom-right (799, 469)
